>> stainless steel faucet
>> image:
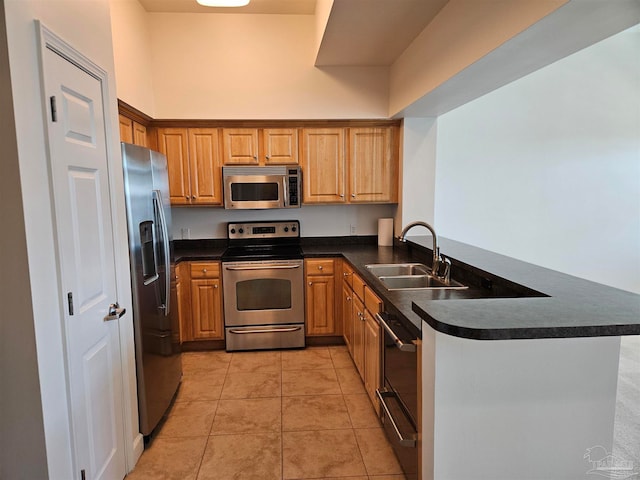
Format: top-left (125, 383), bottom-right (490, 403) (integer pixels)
top-left (398, 221), bottom-right (442, 276)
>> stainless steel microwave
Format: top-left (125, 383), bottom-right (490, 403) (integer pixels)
top-left (222, 165), bottom-right (301, 209)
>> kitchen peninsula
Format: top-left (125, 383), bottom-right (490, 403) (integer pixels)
top-left (176, 233), bottom-right (640, 480)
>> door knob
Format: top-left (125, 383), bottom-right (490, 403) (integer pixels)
top-left (104, 302), bottom-right (126, 322)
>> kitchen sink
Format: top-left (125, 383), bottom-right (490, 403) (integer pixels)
top-left (365, 263), bottom-right (468, 291)
top-left (378, 275), bottom-right (468, 291)
top-left (365, 263), bottom-right (430, 277)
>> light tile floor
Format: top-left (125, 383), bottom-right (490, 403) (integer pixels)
top-left (126, 346), bottom-right (404, 480)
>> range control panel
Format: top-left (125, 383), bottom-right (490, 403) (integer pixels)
top-left (227, 220), bottom-right (300, 240)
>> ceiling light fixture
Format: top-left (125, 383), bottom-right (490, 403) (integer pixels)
top-left (196, 0), bottom-right (250, 6)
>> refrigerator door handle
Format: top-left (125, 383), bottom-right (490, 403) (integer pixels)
top-left (153, 189), bottom-right (171, 316)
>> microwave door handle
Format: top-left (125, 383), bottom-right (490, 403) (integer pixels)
top-left (282, 177), bottom-right (288, 207)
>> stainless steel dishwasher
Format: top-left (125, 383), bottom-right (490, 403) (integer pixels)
top-left (376, 311), bottom-right (419, 480)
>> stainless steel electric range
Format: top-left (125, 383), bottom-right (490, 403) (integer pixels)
top-left (221, 220), bottom-right (305, 351)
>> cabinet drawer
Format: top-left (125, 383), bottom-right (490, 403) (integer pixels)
top-left (190, 262), bottom-right (220, 279)
top-left (364, 286), bottom-right (382, 315)
top-left (352, 273), bottom-right (366, 301)
top-left (306, 258), bottom-right (335, 276)
top-left (342, 262), bottom-right (354, 288)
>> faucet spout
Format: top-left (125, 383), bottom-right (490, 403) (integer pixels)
top-left (398, 221), bottom-right (442, 276)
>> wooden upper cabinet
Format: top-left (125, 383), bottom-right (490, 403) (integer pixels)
top-left (262, 128), bottom-right (299, 165)
top-left (133, 122), bottom-right (148, 148)
top-left (158, 127), bottom-right (222, 206)
top-left (119, 115), bottom-right (134, 144)
top-left (349, 127), bottom-right (397, 203)
top-left (301, 128), bottom-right (346, 204)
top-left (188, 128), bottom-right (222, 205)
top-left (119, 114), bottom-right (149, 148)
top-left (222, 128), bottom-right (259, 165)
top-left (157, 128), bottom-right (191, 205)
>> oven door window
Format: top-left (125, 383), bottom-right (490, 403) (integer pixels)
top-left (231, 182), bottom-right (279, 202)
top-left (236, 278), bottom-right (291, 311)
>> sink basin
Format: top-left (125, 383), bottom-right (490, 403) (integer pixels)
top-left (365, 263), bottom-right (468, 291)
top-left (365, 263), bottom-right (430, 277)
top-left (378, 275), bottom-right (468, 291)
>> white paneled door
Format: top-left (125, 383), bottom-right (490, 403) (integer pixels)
top-left (42, 45), bottom-right (126, 479)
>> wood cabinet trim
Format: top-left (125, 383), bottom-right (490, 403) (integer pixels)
top-left (118, 99), bottom-right (153, 126)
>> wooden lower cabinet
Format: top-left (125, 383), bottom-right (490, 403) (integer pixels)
top-left (178, 261), bottom-right (224, 342)
top-left (175, 262), bottom-right (191, 344)
top-left (352, 294), bottom-right (365, 378)
top-left (342, 264), bottom-right (383, 416)
top-left (342, 283), bottom-right (354, 353)
top-left (305, 258), bottom-right (341, 336)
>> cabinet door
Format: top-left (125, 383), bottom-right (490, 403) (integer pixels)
top-left (119, 115), bottom-right (133, 143)
top-left (306, 274), bottom-right (336, 335)
top-left (176, 262), bottom-right (191, 343)
top-left (133, 121), bottom-right (148, 147)
top-left (364, 310), bottom-right (381, 416)
top-left (190, 277), bottom-right (224, 340)
top-left (301, 128), bottom-right (346, 204)
top-left (348, 127), bottom-right (396, 203)
top-left (222, 128), bottom-right (259, 165)
top-left (352, 295), bottom-right (365, 378)
top-left (342, 283), bottom-right (354, 354)
top-left (157, 128), bottom-right (191, 205)
top-left (188, 128), bottom-right (222, 205)
top-left (263, 128), bottom-right (299, 165)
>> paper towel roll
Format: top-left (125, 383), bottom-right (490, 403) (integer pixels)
top-left (378, 218), bottom-right (394, 246)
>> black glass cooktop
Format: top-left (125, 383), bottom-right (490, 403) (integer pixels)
top-left (221, 244), bottom-right (303, 262)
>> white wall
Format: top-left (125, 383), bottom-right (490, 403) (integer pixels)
top-left (434, 25), bottom-right (640, 294)
top-left (397, 117), bottom-right (438, 232)
top-left (110, 0), bottom-right (156, 116)
top-left (388, 0), bottom-right (567, 116)
top-left (2, 0), bottom-right (138, 477)
top-left (172, 204), bottom-right (397, 239)
top-left (146, 13), bottom-right (388, 119)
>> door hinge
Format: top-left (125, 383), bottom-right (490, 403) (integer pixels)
top-left (50, 95), bottom-right (57, 122)
top-left (67, 292), bottom-right (74, 316)
top-left (80, 469), bottom-right (86, 480)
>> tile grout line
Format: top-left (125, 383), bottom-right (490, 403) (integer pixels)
top-left (192, 352), bottom-right (231, 480)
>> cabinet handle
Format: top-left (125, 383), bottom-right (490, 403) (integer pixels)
top-left (308, 282), bottom-right (313, 286)
top-left (203, 269), bottom-right (207, 273)
top-left (265, 155), bottom-right (270, 160)
top-left (346, 296), bottom-right (351, 301)
top-left (192, 195), bottom-right (196, 200)
top-left (318, 265), bottom-right (323, 270)
top-left (351, 194), bottom-right (356, 198)
top-left (253, 155), bottom-right (257, 160)
top-left (214, 284), bottom-right (218, 289)
top-left (340, 194), bottom-right (344, 198)
top-left (343, 272), bottom-right (351, 277)
top-left (185, 195), bottom-right (189, 200)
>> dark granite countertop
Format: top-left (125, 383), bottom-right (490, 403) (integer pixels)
top-left (174, 239), bottom-right (227, 262)
top-left (173, 236), bottom-right (640, 340)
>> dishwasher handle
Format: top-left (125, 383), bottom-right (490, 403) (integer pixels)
top-left (375, 312), bottom-right (416, 353)
top-left (376, 388), bottom-right (417, 448)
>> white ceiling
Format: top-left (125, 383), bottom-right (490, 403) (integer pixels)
top-left (136, 0), bottom-right (447, 66)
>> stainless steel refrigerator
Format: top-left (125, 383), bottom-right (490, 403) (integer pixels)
top-left (121, 142), bottom-right (182, 436)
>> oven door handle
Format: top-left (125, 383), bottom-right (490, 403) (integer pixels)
top-left (375, 313), bottom-right (416, 352)
top-left (228, 326), bottom-right (303, 334)
top-left (376, 388), bottom-right (417, 447)
top-left (224, 264), bottom-right (301, 271)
